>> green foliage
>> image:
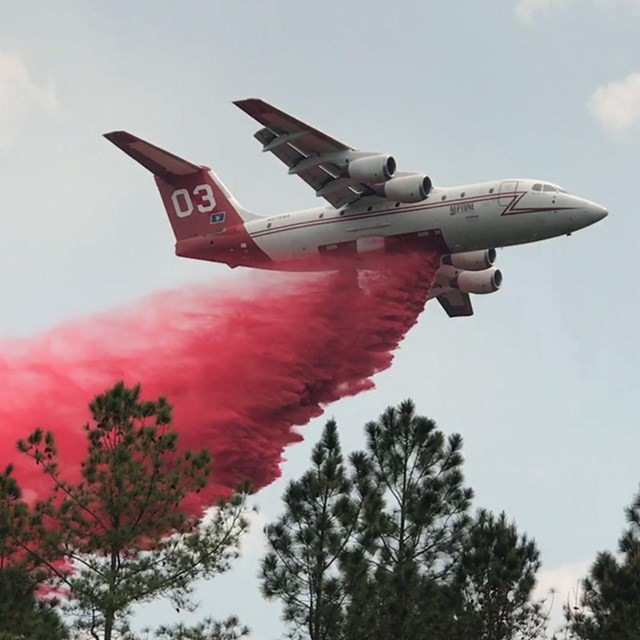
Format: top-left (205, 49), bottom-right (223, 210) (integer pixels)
top-left (363, 400), bottom-right (473, 568)
top-left (139, 615), bottom-right (249, 640)
top-left (261, 419), bottom-right (365, 640)
top-left (566, 487), bottom-right (640, 640)
top-left (0, 465), bottom-right (33, 570)
top-left (9, 381), bottom-right (251, 640)
top-left (0, 565), bottom-right (68, 640)
top-left (0, 466), bottom-right (68, 638)
top-left (262, 400), bottom-right (547, 640)
top-left (453, 509), bottom-right (547, 640)
top-left (344, 400), bottom-right (474, 640)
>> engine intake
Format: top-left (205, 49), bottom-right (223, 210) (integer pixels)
top-left (347, 154), bottom-right (396, 183)
top-left (442, 249), bottom-right (496, 271)
top-left (376, 174), bottom-right (433, 203)
top-left (451, 267), bottom-right (502, 294)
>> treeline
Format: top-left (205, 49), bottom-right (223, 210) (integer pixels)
top-left (0, 384), bottom-right (638, 639)
top-left (260, 402), bottom-right (545, 640)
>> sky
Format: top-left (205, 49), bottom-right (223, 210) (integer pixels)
top-left (1, 0), bottom-right (639, 637)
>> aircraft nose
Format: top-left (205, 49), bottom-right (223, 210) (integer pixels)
top-left (592, 203), bottom-right (608, 220)
top-left (584, 202), bottom-right (608, 224)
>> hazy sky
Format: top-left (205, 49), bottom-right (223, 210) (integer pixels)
top-left (1, 1), bottom-right (638, 637)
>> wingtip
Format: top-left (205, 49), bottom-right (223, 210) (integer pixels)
top-left (233, 97), bottom-right (261, 104)
top-left (103, 130), bottom-right (137, 146)
top-left (233, 98), bottom-right (262, 112)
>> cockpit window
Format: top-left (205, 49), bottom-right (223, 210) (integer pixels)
top-left (533, 182), bottom-right (569, 194)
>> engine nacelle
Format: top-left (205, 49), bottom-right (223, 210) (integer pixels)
top-left (451, 267), bottom-right (502, 294)
top-left (442, 249), bottom-right (496, 271)
top-left (377, 174), bottom-right (433, 203)
top-left (347, 154), bottom-right (396, 183)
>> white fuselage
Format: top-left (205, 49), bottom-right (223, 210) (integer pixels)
top-left (241, 178), bottom-right (606, 268)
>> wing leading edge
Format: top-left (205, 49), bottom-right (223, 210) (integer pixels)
top-left (234, 98), bottom-right (385, 208)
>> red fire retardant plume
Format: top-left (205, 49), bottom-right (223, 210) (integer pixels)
top-left (0, 251), bottom-right (440, 514)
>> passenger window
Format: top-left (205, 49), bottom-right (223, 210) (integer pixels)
top-left (532, 183), bottom-right (542, 191)
top-left (460, 192), bottom-right (466, 198)
top-left (489, 188), bottom-right (494, 194)
top-left (543, 184), bottom-right (557, 192)
top-left (441, 195), bottom-right (447, 201)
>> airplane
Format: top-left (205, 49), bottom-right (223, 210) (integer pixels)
top-left (104, 99), bottom-right (608, 317)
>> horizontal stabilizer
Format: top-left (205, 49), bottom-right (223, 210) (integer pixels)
top-left (104, 131), bottom-right (202, 180)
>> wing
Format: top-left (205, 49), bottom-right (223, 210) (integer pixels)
top-left (234, 98), bottom-right (383, 209)
top-left (428, 282), bottom-right (475, 317)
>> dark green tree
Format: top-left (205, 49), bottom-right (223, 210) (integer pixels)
top-left (452, 509), bottom-right (548, 640)
top-left (260, 419), bottom-right (371, 640)
top-left (0, 465), bottom-right (26, 574)
top-left (140, 615), bottom-right (249, 640)
top-left (343, 400), bottom-right (473, 640)
top-left (0, 466), bottom-right (68, 639)
top-left (262, 400), bottom-right (476, 640)
top-left (7, 382), bottom-right (251, 640)
top-left (566, 487), bottom-right (640, 640)
top-left (262, 400), bottom-right (548, 640)
top-left (0, 566), bottom-right (68, 640)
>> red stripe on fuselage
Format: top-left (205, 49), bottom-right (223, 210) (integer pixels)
top-left (501, 191), bottom-right (579, 216)
top-left (249, 190), bottom-right (580, 242)
top-left (180, 190), bottom-right (578, 270)
top-left (250, 192), bottom-right (520, 239)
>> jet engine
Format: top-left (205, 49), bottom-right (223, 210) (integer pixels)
top-left (376, 174), bottom-right (433, 203)
top-left (347, 154), bottom-right (396, 182)
top-left (442, 249), bottom-right (496, 271)
top-left (451, 267), bottom-right (502, 294)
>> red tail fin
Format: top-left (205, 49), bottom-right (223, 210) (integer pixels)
top-left (104, 131), bottom-right (256, 240)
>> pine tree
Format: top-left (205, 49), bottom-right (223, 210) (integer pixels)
top-left (566, 487), bottom-right (640, 640)
top-left (453, 509), bottom-right (548, 640)
top-left (140, 615), bottom-right (249, 640)
top-left (262, 401), bottom-right (475, 640)
top-left (0, 466), bottom-right (68, 639)
top-left (0, 566), bottom-right (68, 640)
top-left (343, 400), bottom-right (473, 640)
top-left (10, 382), bottom-right (251, 640)
top-left (0, 465), bottom-right (24, 568)
top-left (262, 400), bottom-right (548, 640)
top-left (260, 419), bottom-right (370, 640)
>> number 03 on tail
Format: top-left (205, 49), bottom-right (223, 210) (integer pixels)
top-left (104, 98), bottom-right (607, 317)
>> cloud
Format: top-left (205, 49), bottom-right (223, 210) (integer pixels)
top-left (588, 72), bottom-right (640, 136)
top-left (535, 560), bottom-right (590, 631)
top-left (239, 509), bottom-right (269, 557)
top-left (0, 50), bottom-right (57, 150)
top-left (515, 0), bottom-right (640, 22)
top-left (595, 0), bottom-right (640, 12)
top-left (515, 0), bottom-right (574, 23)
